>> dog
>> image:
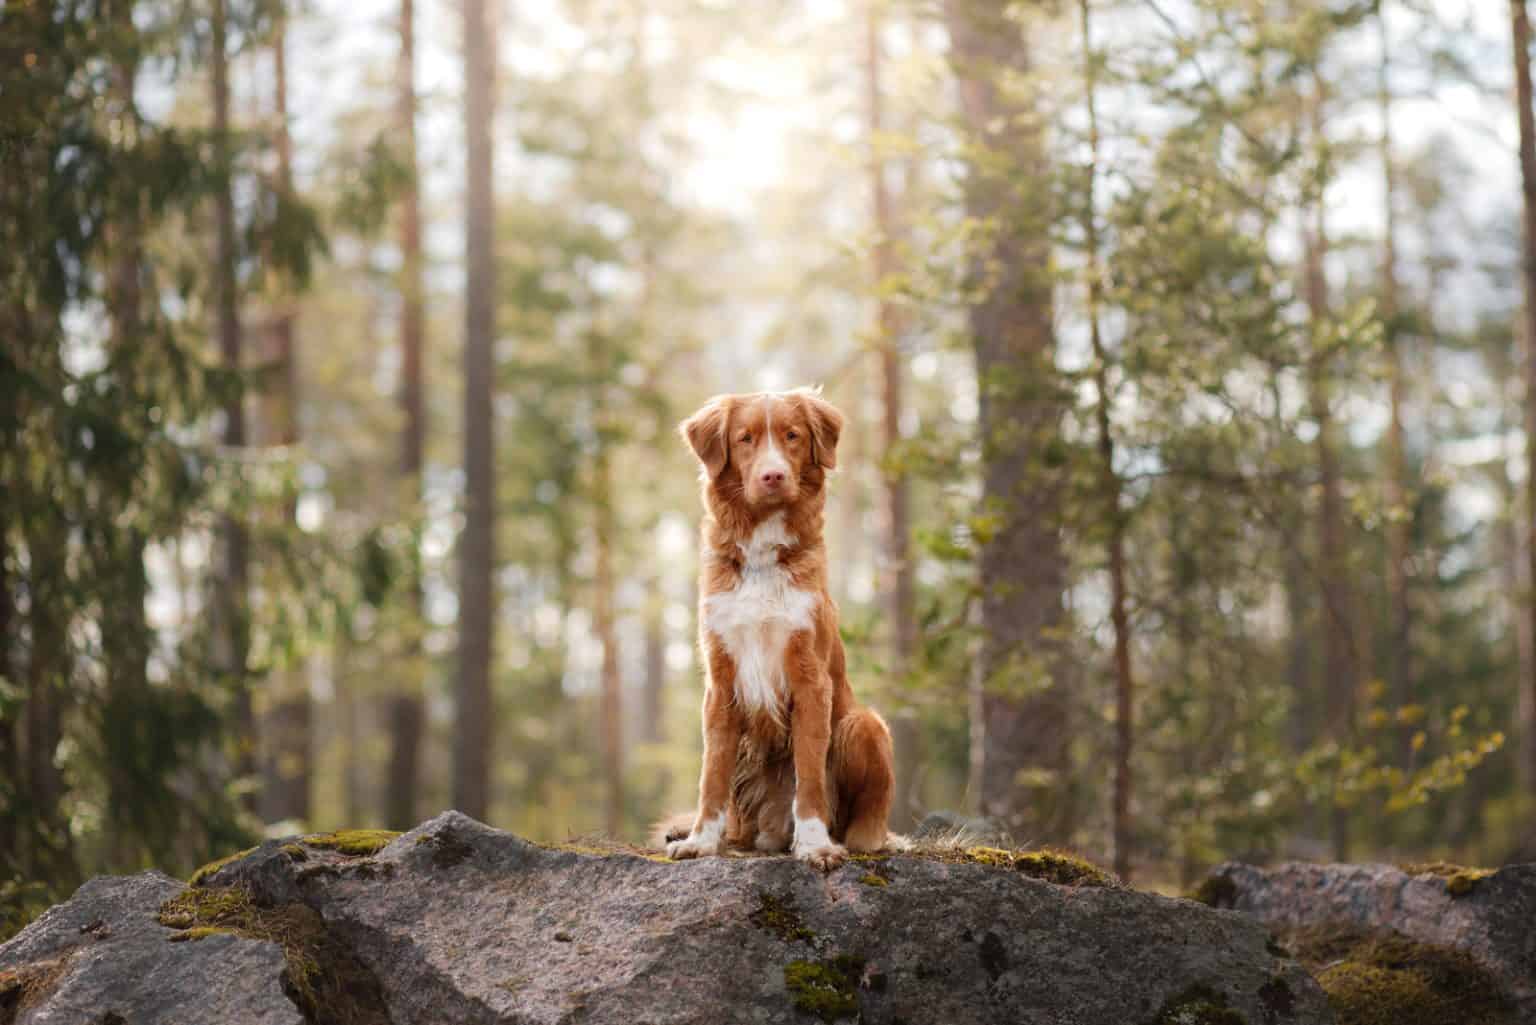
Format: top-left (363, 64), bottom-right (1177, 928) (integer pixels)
top-left (665, 389), bottom-right (895, 870)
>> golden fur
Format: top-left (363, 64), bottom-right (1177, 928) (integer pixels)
top-left (665, 390), bottom-right (895, 870)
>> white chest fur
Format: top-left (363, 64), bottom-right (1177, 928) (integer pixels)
top-left (703, 513), bottom-right (817, 726)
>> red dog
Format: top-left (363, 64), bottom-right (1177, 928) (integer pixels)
top-left (667, 389), bottom-right (895, 869)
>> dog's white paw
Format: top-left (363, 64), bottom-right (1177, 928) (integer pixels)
top-left (794, 841), bottom-right (847, 872)
top-left (666, 836), bottom-right (721, 860)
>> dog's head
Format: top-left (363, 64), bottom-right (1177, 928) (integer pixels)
top-left (680, 389), bottom-right (843, 513)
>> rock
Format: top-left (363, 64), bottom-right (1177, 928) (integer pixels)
top-left (2, 812), bottom-right (1333, 1025)
top-left (1198, 860), bottom-right (1536, 1023)
top-left (0, 872), bottom-right (301, 1025)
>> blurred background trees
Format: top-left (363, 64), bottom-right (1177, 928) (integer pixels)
top-left (3, 0), bottom-right (1534, 919)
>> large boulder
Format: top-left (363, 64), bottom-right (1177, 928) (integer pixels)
top-left (3, 812), bottom-right (1332, 1025)
top-left (1199, 860), bottom-right (1536, 1024)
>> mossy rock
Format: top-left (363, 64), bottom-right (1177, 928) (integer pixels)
top-left (1399, 861), bottom-right (1494, 898)
top-left (1147, 983), bottom-right (1247, 1025)
top-left (300, 829), bottom-right (401, 857)
top-left (540, 838), bottom-right (672, 863)
top-left (783, 955), bottom-right (863, 1021)
top-left (750, 892), bottom-right (814, 943)
top-left (1286, 930), bottom-right (1517, 1025)
top-left (933, 845), bottom-right (1115, 887)
top-left (155, 885), bottom-right (390, 1022)
top-left (187, 846), bottom-right (258, 887)
top-left (0, 955), bottom-right (71, 1023)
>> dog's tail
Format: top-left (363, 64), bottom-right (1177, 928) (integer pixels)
top-left (649, 811), bottom-right (695, 850)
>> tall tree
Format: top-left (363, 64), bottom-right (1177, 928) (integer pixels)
top-left (385, 0), bottom-right (428, 831)
top-left (455, 0), bottom-right (498, 821)
top-left (210, 0), bottom-right (255, 809)
top-left (945, 0), bottom-right (1072, 839)
top-left (1377, 2), bottom-right (1413, 766)
top-left (1511, 0), bottom-right (1536, 795)
top-left (1302, 76), bottom-right (1360, 860)
top-left (258, 3), bottom-right (312, 827)
top-left (865, 0), bottom-right (919, 831)
top-left (101, 21), bottom-right (154, 863)
top-left (1077, 0), bottom-right (1136, 880)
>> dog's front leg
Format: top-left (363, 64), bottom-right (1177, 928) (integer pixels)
top-left (668, 649), bottom-right (742, 860)
top-left (787, 636), bottom-right (845, 871)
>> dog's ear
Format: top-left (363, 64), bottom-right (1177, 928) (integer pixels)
top-left (799, 393), bottom-right (844, 470)
top-left (680, 396), bottom-right (732, 479)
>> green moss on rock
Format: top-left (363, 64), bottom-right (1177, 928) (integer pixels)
top-left (188, 846), bottom-right (257, 886)
top-left (300, 829), bottom-right (400, 857)
top-left (1012, 849), bottom-right (1115, 887)
top-left (1286, 930), bottom-right (1516, 1025)
top-left (750, 892), bottom-right (814, 943)
top-left (155, 886), bottom-right (390, 1023)
top-left (1400, 861), bottom-right (1494, 898)
top-left (0, 955), bottom-right (71, 1024)
top-left (858, 873), bottom-right (888, 887)
top-left (783, 955), bottom-right (863, 1021)
top-left (1147, 983), bottom-right (1247, 1025)
top-left (909, 844), bottom-right (1115, 886)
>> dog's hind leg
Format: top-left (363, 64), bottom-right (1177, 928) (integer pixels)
top-left (831, 706), bottom-right (895, 852)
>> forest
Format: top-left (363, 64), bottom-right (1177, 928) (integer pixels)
top-left (3, 0), bottom-right (1535, 931)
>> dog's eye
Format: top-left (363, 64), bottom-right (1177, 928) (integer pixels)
top-left (740, 433), bottom-right (752, 443)
top-left (786, 430), bottom-right (798, 441)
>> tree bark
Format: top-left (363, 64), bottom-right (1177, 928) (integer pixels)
top-left (1078, 0), bottom-right (1135, 881)
top-left (258, 5), bottom-right (312, 828)
top-left (866, 1), bottom-right (920, 832)
top-left (1494, 341), bottom-right (1536, 793)
top-left (102, 40), bottom-right (156, 866)
top-left (0, 540), bottom-right (18, 874)
top-left (22, 519), bottom-right (75, 885)
top-left (454, 0), bottom-right (497, 821)
top-left (945, 0), bottom-right (1072, 841)
top-left (1302, 84), bottom-right (1359, 860)
top-left (210, 0), bottom-right (254, 811)
top-left (1510, 0), bottom-right (1536, 795)
top-left (641, 581), bottom-right (666, 747)
top-left (1378, 6), bottom-right (1413, 768)
top-left (385, 0), bottom-right (427, 832)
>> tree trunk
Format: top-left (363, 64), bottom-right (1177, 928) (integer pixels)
top-left (210, 0), bottom-right (254, 811)
top-left (1077, 0), bottom-right (1135, 881)
top-left (1511, 0), bottom-right (1536, 796)
top-left (641, 581), bottom-right (666, 747)
top-left (1302, 88), bottom-right (1358, 859)
top-left (945, 0), bottom-right (1072, 841)
top-left (594, 454), bottom-right (624, 838)
top-left (385, 0), bottom-right (427, 832)
top-left (454, 0), bottom-right (497, 821)
top-left (258, 6), bottom-right (312, 828)
top-left (0, 541), bottom-right (18, 874)
top-left (866, 1), bottom-right (920, 832)
top-left (1378, 7), bottom-right (1413, 767)
top-left (22, 520), bottom-right (76, 885)
top-left (101, 42), bottom-right (156, 867)
top-left (1495, 341), bottom-right (1536, 793)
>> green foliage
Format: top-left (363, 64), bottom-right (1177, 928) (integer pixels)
top-left (0, 880), bottom-right (52, 944)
